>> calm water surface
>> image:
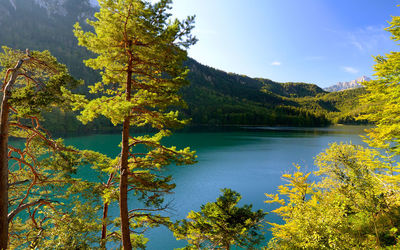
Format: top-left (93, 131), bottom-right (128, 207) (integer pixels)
top-left (64, 125), bottom-right (367, 249)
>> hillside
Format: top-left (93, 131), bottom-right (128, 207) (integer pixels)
top-left (0, 0), bottom-right (364, 134)
top-left (182, 59), bottom-right (333, 126)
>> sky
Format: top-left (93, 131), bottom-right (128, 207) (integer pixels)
top-left (91, 0), bottom-right (400, 88)
top-left (163, 0), bottom-right (400, 88)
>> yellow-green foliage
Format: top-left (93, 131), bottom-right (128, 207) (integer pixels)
top-left (0, 47), bottom-right (105, 249)
top-left (72, 0), bottom-right (197, 247)
top-left (172, 189), bottom-right (266, 250)
top-left (266, 143), bottom-right (400, 249)
top-left (359, 15), bottom-right (400, 154)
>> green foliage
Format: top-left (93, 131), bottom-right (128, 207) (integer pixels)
top-left (258, 78), bottom-right (326, 98)
top-left (266, 143), bottom-right (400, 249)
top-left (292, 88), bottom-right (368, 125)
top-left (358, 15), bottom-right (400, 154)
top-left (183, 59), bottom-right (367, 127)
top-left (72, 0), bottom-right (197, 247)
top-left (0, 46), bottom-right (80, 118)
top-left (0, 48), bottom-right (104, 248)
top-left (7, 141), bottom-right (107, 249)
top-left (73, 0), bottom-right (196, 128)
top-left (172, 189), bottom-right (266, 250)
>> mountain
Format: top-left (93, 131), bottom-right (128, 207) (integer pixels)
top-left (5, 0), bottom-right (96, 16)
top-left (324, 76), bottom-right (371, 92)
top-left (0, 0), bottom-right (365, 134)
top-left (0, 0), bottom-right (98, 86)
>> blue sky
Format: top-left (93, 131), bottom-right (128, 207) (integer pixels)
top-left (91, 0), bottom-right (400, 87)
top-left (167, 0), bottom-right (400, 87)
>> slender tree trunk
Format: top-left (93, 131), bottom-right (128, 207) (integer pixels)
top-left (101, 173), bottom-right (114, 249)
top-left (100, 202), bottom-right (109, 249)
top-left (0, 59), bottom-right (24, 249)
top-left (120, 55), bottom-right (133, 249)
top-left (120, 118), bottom-right (131, 249)
top-left (372, 213), bottom-right (381, 246)
top-left (0, 88), bottom-right (10, 250)
top-left (224, 242), bottom-right (230, 250)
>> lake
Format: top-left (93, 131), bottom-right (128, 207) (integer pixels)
top-left (64, 125), bottom-right (367, 249)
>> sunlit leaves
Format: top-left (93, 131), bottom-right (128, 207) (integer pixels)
top-left (72, 0), bottom-right (197, 247)
top-left (358, 14), bottom-right (400, 155)
top-left (0, 48), bottom-right (106, 248)
top-left (266, 143), bottom-right (400, 249)
top-left (0, 47), bottom-right (79, 118)
top-left (172, 189), bottom-right (266, 250)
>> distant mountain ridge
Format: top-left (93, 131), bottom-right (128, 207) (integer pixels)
top-left (324, 76), bottom-right (371, 92)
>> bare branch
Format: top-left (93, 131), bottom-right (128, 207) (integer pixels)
top-left (8, 199), bottom-right (50, 223)
top-left (8, 179), bottom-right (30, 188)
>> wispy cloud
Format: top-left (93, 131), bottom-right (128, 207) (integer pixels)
top-left (271, 61), bottom-right (282, 66)
top-left (326, 25), bottom-right (392, 53)
top-left (347, 25), bottom-right (390, 52)
top-left (343, 66), bottom-right (359, 74)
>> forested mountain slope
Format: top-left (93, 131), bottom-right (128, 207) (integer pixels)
top-left (0, 0), bottom-right (363, 134)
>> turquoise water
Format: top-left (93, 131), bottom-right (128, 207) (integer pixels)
top-left (64, 125), bottom-right (366, 249)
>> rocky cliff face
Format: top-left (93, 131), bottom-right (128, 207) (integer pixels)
top-left (3, 0), bottom-right (96, 17)
top-left (8, 0), bottom-right (16, 10)
top-left (0, 1), bottom-right (15, 21)
top-left (324, 76), bottom-right (371, 92)
top-left (33, 0), bottom-right (68, 15)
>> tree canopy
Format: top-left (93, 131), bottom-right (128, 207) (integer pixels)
top-left (265, 144), bottom-right (400, 249)
top-left (359, 15), bottom-right (400, 155)
top-left (172, 189), bottom-right (266, 250)
top-left (73, 0), bottom-right (197, 248)
top-left (0, 47), bottom-right (106, 248)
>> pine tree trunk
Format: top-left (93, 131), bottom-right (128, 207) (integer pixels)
top-left (101, 173), bottom-right (114, 249)
top-left (0, 92), bottom-right (10, 250)
top-left (224, 242), bottom-right (230, 250)
top-left (120, 118), bottom-right (131, 249)
top-left (0, 59), bottom-right (25, 249)
top-left (100, 202), bottom-right (109, 249)
top-left (120, 55), bottom-right (133, 250)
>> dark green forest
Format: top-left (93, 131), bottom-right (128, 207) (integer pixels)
top-left (0, 0), bottom-right (364, 136)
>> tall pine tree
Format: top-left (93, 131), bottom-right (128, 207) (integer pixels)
top-left (73, 0), bottom-right (197, 248)
top-left (0, 47), bottom-right (104, 248)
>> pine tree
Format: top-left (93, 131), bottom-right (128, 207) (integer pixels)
top-left (0, 47), bottom-right (103, 248)
top-left (73, 0), bottom-right (197, 248)
top-left (172, 189), bottom-right (266, 250)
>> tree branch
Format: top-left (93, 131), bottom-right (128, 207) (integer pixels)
top-left (7, 199), bottom-right (50, 223)
top-left (8, 179), bottom-right (30, 188)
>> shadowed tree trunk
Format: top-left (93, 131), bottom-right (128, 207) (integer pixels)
top-left (0, 58), bottom-right (26, 249)
top-left (120, 50), bottom-right (133, 250)
top-left (101, 173), bottom-right (115, 249)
